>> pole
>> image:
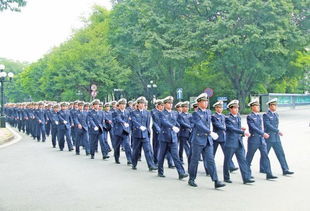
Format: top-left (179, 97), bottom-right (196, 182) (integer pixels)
top-left (0, 79), bottom-right (5, 128)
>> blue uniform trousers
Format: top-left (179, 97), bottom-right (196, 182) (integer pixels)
top-left (132, 138), bottom-right (156, 168)
top-left (189, 143), bottom-right (218, 181)
top-left (51, 125), bottom-right (58, 147)
top-left (113, 134), bottom-right (132, 163)
top-left (158, 141), bottom-right (185, 176)
top-left (224, 146), bottom-right (251, 182)
top-left (213, 141), bottom-right (236, 170)
top-left (58, 128), bottom-right (73, 151)
top-left (179, 136), bottom-right (191, 162)
top-left (76, 128), bottom-right (90, 154)
top-left (260, 141), bottom-right (289, 173)
top-left (246, 140), bottom-right (272, 176)
top-left (36, 123), bottom-right (46, 142)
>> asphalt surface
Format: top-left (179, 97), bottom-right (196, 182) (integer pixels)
top-left (0, 107), bottom-right (309, 211)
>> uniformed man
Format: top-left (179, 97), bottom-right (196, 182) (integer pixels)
top-left (177, 101), bottom-right (192, 163)
top-left (70, 101), bottom-right (79, 146)
top-left (261, 98), bottom-right (294, 175)
top-left (35, 102), bottom-right (47, 142)
top-left (151, 99), bottom-right (163, 165)
top-left (104, 102), bottom-right (113, 149)
top-left (50, 104), bottom-right (60, 148)
top-left (246, 100), bottom-right (277, 180)
top-left (175, 102), bottom-right (183, 113)
top-left (192, 102), bottom-right (198, 112)
top-left (99, 102), bottom-right (112, 153)
top-left (131, 96), bottom-right (157, 171)
top-left (112, 98), bottom-right (132, 165)
top-left (74, 101), bottom-right (90, 155)
top-left (211, 101), bottom-right (238, 172)
top-left (223, 100), bottom-right (255, 184)
top-left (58, 102), bottom-right (74, 151)
top-left (157, 96), bottom-right (188, 180)
top-left (45, 104), bottom-right (52, 137)
top-left (88, 99), bottom-right (110, 160)
top-left (188, 93), bottom-right (225, 188)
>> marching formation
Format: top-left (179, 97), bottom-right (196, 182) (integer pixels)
top-left (4, 93), bottom-right (294, 189)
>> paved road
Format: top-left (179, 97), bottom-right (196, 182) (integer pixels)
top-left (0, 107), bottom-right (309, 211)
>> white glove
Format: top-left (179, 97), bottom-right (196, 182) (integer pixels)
top-left (140, 126), bottom-right (147, 131)
top-left (94, 126), bottom-right (99, 131)
top-left (210, 132), bottom-right (219, 140)
top-left (55, 121), bottom-right (59, 125)
top-left (64, 120), bottom-right (67, 124)
top-left (172, 126), bottom-right (180, 133)
top-left (124, 123), bottom-right (129, 127)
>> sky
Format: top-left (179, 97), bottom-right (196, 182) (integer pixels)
top-left (0, 0), bottom-right (112, 63)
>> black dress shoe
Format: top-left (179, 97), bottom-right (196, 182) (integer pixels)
top-left (283, 170), bottom-right (294, 175)
top-left (188, 180), bottom-right (198, 187)
top-left (91, 155), bottom-right (94, 159)
top-left (230, 167), bottom-right (239, 173)
top-left (149, 167), bottom-right (158, 171)
top-left (168, 165), bottom-right (175, 169)
top-left (86, 153), bottom-right (90, 156)
top-left (132, 166), bottom-right (137, 170)
top-left (158, 174), bottom-right (165, 178)
top-left (127, 161), bottom-right (132, 166)
top-left (69, 149), bottom-right (74, 152)
top-left (53, 146), bottom-right (56, 148)
top-left (224, 179), bottom-right (232, 183)
top-left (266, 174), bottom-right (278, 180)
top-left (250, 176), bottom-right (254, 179)
top-left (214, 181), bottom-right (226, 189)
top-left (115, 161), bottom-right (120, 164)
top-left (243, 179), bottom-right (255, 184)
top-left (179, 173), bottom-right (189, 180)
top-left (102, 155), bottom-right (110, 160)
top-left (260, 170), bottom-right (266, 174)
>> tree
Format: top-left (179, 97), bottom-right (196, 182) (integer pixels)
top-left (0, 0), bottom-right (26, 12)
top-left (0, 58), bottom-right (29, 102)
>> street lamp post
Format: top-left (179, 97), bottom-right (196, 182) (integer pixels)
top-left (147, 80), bottom-right (157, 104)
top-left (0, 64), bottom-right (14, 128)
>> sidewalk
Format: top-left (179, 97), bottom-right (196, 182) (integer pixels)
top-left (0, 128), bottom-right (14, 145)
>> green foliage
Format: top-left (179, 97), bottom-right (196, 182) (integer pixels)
top-left (3, 1), bottom-right (308, 111)
top-left (0, 0), bottom-right (26, 12)
top-left (0, 58), bottom-right (29, 102)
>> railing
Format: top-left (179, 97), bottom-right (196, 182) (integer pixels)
top-left (256, 93), bottom-right (310, 112)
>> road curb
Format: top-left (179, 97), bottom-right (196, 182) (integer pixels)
top-left (0, 126), bottom-right (22, 149)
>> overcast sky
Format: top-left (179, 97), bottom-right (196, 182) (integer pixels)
top-left (0, 0), bottom-right (112, 62)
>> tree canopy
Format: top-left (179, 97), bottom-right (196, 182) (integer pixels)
top-left (4, 0), bottom-right (309, 111)
top-left (0, 0), bottom-right (26, 12)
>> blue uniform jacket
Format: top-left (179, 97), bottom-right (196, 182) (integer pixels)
top-left (35, 109), bottom-right (46, 124)
top-left (74, 110), bottom-right (89, 131)
top-left (225, 114), bottom-right (244, 148)
top-left (190, 108), bottom-right (213, 146)
top-left (58, 110), bottom-right (72, 130)
top-left (88, 110), bottom-right (108, 134)
top-left (50, 111), bottom-right (59, 127)
top-left (247, 112), bottom-right (265, 144)
top-left (112, 109), bottom-right (131, 136)
top-left (130, 109), bottom-right (151, 139)
top-left (263, 110), bottom-right (280, 143)
top-left (158, 109), bottom-right (180, 143)
top-left (151, 109), bottom-right (161, 134)
top-left (177, 112), bottom-right (192, 138)
top-left (211, 112), bottom-right (226, 143)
